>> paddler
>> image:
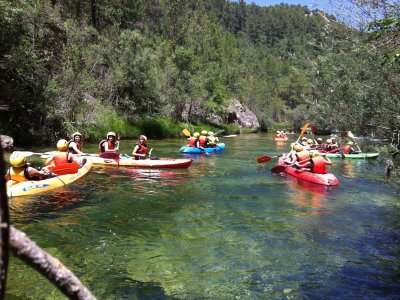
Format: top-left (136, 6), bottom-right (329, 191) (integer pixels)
top-left (207, 131), bottom-right (218, 148)
top-left (45, 139), bottom-right (81, 165)
top-left (99, 131), bottom-right (119, 153)
top-left (5, 152), bottom-right (54, 182)
top-left (314, 138), bottom-right (324, 151)
top-left (300, 137), bottom-right (308, 147)
top-left (198, 130), bottom-right (208, 149)
top-left (284, 144), bottom-right (309, 166)
top-left (294, 150), bottom-right (332, 174)
top-left (188, 132), bottom-right (200, 148)
top-left (132, 135), bottom-right (148, 160)
top-left (68, 132), bottom-right (84, 155)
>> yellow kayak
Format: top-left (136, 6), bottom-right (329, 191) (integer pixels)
top-left (6, 159), bottom-right (93, 198)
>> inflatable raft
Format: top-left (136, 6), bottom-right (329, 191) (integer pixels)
top-left (277, 158), bottom-right (339, 186)
top-left (179, 143), bottom-right (225, 154)
top-left (6, 159), bottom-right (93, 197)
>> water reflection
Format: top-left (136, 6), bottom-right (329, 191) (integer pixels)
top-left (284, 177), bottom-right (332, 215)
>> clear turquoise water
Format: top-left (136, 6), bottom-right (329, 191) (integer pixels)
top-left (5, 135), bottom-right (400, 299)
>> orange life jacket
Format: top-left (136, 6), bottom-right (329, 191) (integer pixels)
top-left (311, 156), bottom-right (327, 174)
top-left (9, 166), bottom-right (29, 182)
top-left (53, 152), bottom-right (70, 165)
top-left (296, 151), bottom-right (310, 163)
top-left (342, 145), bottom-right (350, 154)
top-left (199, 136), bottom-right (207, 147)
top-left (188, 137), bottom-right (198, 147)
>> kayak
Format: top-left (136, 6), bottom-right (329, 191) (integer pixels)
top-left (41, 152), bottom-right (193, 169)
top-left (90, 155), bottom-right (193, 168)
top-left (179, 143), bottom-right (225, 154)
top-left (6, 159), bottom-right (93, 198)
top-left (323, 152), bottom-right (379, 159)
top-left (274, 137), bottom-right (288, 141)
top-left (277, 158), bottom-right (339, 186)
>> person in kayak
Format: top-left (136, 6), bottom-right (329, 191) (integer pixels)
top-left (328, 141), bottom-right (361, 154)
top-left (198, 130), bottom-right (208, 149)
top-left (5, 152), bottom-right (55, 182)
top-left (99, 131), bottom-right (120, 153)
top-left (45, 139), bottom-right (81, 165)
top-left (284, 144), bottom-right (309, 166)
top-left (300, 137), bottom-right (308, 147)
top-left (132, 135), bottom-right (148, 160)
top-left (68, 132), bottom-right (84, 155)
top-left (188, 132), bottom-right (200, 148)
top-left (294, 150), bottom-right (332, 174)
top-left (314, 138), bottom-right (324, 151)
top-left (207, 131), bottom-right (219, 148)
top-left (282, 143), bottom-right (297, 162)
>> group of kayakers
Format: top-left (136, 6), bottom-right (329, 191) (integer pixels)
top-left (297, 136), bottom-right (361, 154)
top-left (5, 131), bottom-right (151, 184)
top-left (281, 135), bottom-right (362, 174)
top-left (187, 130), bottom-right (219, 149)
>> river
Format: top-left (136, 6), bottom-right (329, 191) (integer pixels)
top-left (5, 134), bottom-right (400, 299)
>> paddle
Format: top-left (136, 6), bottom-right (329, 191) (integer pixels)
top-left (296, 122), bottom-right (310, 143)
top-left (222, 135), bottom-right (237, 138)
top-left (47, 162), bottom-right (79, 175)
top-left (347, 131), bottom-right (362, 152)
top-left (256, 154), bottom-right (284, 163)
top-left (182, 129), bottom-right (191, 137)
top-left (18, 151), bottom-right (46, 157)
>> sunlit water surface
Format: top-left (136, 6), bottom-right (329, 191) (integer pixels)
top-left (5, 135), bottom-right (400, 299)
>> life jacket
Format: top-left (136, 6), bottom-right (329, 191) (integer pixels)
top-left (342, 145), bottom-right (350, 154)
top-left (188, 137), bottom-right (198, 147)
top-left (68, 140), bottom-right (81, 154)
top-left (311, 156), bottom-right (327, 174)
top-left (53, 152), bottom-right (70, 165)
top-left (296, 151), bottom-right (310, 163)
top-left (199, 136), bottom-right (207, 147)
top-left (107, 141), bottom-right (115, 150)
top-left (99, 140), bottom-right (106, 153)
top-left (9, 166), bottom-right (29, 182)
top-left (134, 143), bottom-right (148, 160)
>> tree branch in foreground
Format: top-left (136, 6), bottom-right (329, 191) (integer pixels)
top-left (9, 226), bottom-right (96, 300)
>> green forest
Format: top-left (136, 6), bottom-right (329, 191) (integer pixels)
top-left (0, 0), bottom-right (399, 145)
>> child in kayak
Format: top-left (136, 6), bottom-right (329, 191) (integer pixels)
top-left (45, 139), bottom-right (81, 165)
top-left (132, 135), bottom-right (148, 160)
top-left (68, 132), bottom-right (84, 156)
top-left (99, 131), bottom-right (120, 153)
top-left (6, 152), bottom-right (55, 182)
top-left (188, 132), bottom-right (200, 148)
top-left (295, 150), bottom-right (332, 174)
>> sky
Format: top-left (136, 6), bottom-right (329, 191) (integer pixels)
top-left (242, 0), bottom-right (332, 12)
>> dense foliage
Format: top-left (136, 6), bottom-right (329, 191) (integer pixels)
top-left (0, 0), bottom-right (399, 145)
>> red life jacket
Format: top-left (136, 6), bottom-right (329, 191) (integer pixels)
top-left (199, 136), bottom-right (207, 147)
top-left (311, 156), bottom-right (327, 174)
top-left (107, 141), bottom-right (115, 150)
top-left (134, 143), bottom-right (148, 160)
top-left (342, 145), bottom-right (350, 154)
top-left (68, 140), bottom-right (82, 154)
top-left (53, 152), bottom-right (69, 165)
top-left (188, 137), bottom-right (198, 147)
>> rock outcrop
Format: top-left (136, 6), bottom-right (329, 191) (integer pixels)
top-left (0, 135), bottom-right (14, 151)
top-left (226, 99), bottom-right (260, 130)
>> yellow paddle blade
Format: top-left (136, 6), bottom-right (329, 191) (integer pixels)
top-left (182, 129), bottom-right (191, 137)
top-left (347, 131), bottom-right (354, 138)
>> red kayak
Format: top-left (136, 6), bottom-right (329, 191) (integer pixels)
top-left (277, 158), bottom-right (339, 186)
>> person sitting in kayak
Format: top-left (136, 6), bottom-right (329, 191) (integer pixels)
top-left (198, 130), bottom-right (208, 149)
top-left (99, 131), bottom-right (120, 153)
top-left (294, 150), bottom-right (332, 174)
top-left (5, 152), bottom-right (54, 182)
top-left (282, 143), bottom-right (297, 162)
top-left (329, 137), bottom-right (339, 150)
top-left (300, 137), bottom-right (308, 147)
top-left (284, 144), bottom-right (309, 166)
top-left (132, 135), bottom-right (148, 160)
top-left (207, 131), bottom-right (219, 148)
top-left (306, 139), bottom-right (315, 149)
top-left (45, 139), bottom-right (81, 166)
top-left (328, 141), bottom-right (361, 154)
top-left (68, 132), bottom-right (84, 156)
top-left (314, 138), bottom-right (324, 151)
top-left (188, 132), bottom-right (200, 148)
top-left (323, 139), bottom-right (332, 152)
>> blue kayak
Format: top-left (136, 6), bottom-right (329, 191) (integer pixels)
top-left (179, 143), bottom-right (226, 154)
